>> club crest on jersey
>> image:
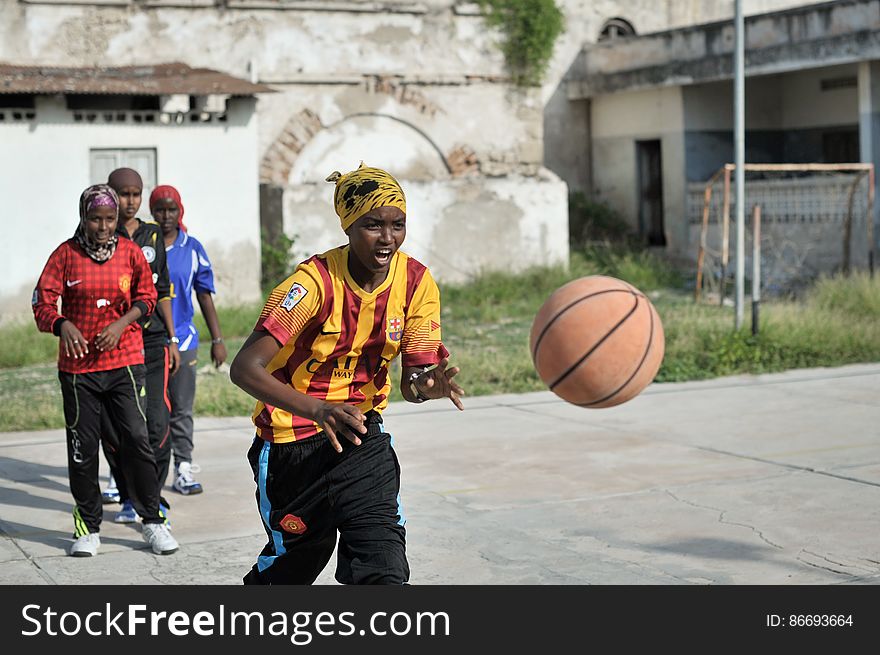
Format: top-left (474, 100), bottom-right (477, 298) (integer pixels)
top-left (387, 317), bottom-right (403, 341)
top-left (280, 514), bottom-right (307, 535)
top-left (141, 245), bottom-right (156, 263)
top-left (118, 274), bottom-right (131, 293)
top-left (281, 283), bottom-right (308, 311)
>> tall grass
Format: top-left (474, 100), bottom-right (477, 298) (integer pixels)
top-left (0, 321), bottom-right (59, 368)
top-left (191, 303), bottom-right (263, 342)
top-left (657, 275), bottom-right (880, 381)
top-left (2, 255), bottom-right (878, 432)
top-left (442, 246), bottom-right (681, 324)
top-left (806, 272), bottom-right (880, 319)
top-left (0, 304), bottom-right (263, 370)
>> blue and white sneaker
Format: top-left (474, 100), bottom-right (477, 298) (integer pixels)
top-left (114, 500), bottom-right (137, 524)
top-left (102, 474), bottom-right (120, 505)
top-left (172, 462), bottom-right (203, 495)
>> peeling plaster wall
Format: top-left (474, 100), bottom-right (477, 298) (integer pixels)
top-left (257, 81), bottom-right (545, 181)
top-left (0, 0), bottom-right (568, 306)
top-left (0, 0), bottom-right (828, 311)
top-left (544, 0), bottom-right (828, 196)
top-left (282, 172), bottom-right (569, 284)
top-left (0, 2), bottom-right (519, 166)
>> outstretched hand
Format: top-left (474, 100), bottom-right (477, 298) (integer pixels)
top-left (314, 402), bottom-right (367, 453)
top-left (414, 357), bottom-right (465, 410)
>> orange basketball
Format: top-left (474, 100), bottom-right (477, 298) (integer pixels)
top-left (529, 275), bottom-right (665, 408)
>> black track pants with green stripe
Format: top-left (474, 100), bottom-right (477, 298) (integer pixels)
top-left (101, 341), bottom-right (173, 503)
top-left (59, 365), bottom-right (163, 535)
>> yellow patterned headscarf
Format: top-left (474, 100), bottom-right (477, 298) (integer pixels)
top-left (325, 163), bottom-right (406, 231)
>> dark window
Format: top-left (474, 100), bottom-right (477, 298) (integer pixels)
top-left (65, 95), bottom-right (160, 111)
top-left (636, 140), bottom-right (666, 246)
top-left (599, 18), bottom-right (636, 41)
top-left (0, 94), bottom-right (36, 108)
top-left (823, 129), bottom-right (860, 163)
top-left (820, 77), bottom-right (857, 91)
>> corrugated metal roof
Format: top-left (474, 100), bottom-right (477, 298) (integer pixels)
top-left (0, 62), bottom-right (274, 96)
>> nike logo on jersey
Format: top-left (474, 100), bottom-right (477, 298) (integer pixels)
top-left (66, 280), bottom-right (83, 287)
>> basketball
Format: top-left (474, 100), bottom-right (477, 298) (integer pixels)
top-left (529, 275), bottom-right (665, 408)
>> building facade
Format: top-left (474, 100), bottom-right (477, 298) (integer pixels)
top-left (0, 62), bottom-right (267, 318)
top-left (2, 0), bottom-right (853, 319)
top-left (555, 0), bottom-right (879, 283)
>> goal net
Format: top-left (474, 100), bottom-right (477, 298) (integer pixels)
top-left (692, 163), bottom-right (875, 301)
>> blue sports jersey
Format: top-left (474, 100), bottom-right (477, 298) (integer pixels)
top-left (166, 229), bottom-right (216, 352)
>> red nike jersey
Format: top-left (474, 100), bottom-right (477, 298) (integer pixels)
top-left (33, 238), bottom-right (157, 373)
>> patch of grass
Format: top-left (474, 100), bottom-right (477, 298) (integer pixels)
top-left (578, 245), bottom-right (683, 292)
top-left (192, 338), bottom-right (257, 417)
top-left (806, 271), bottom-right (880, 320)
top-left (569, 192), bottom-right (635, 246)
top-left (3, 262), bottom-right (878, 432)
top-left (0, 363), bottom-right (64, 431)
top-left (654, 282), bottom-right (880, 381)
top-left (0, 321), bottom-right (61, 368)
top-left (192, 304), bottom-right (263, 342)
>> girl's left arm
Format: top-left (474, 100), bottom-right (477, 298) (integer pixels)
top-left (196, 291), bottom-right (226, 367)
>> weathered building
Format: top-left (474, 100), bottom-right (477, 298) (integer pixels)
top-left (1, 0), bottom-right (574, 320)
top-left (555, 0), bottom-right (879, 282)
top-left (2, 0), bottom-right (850, 319)
top-left (0, 61), bottom-right (268, 316)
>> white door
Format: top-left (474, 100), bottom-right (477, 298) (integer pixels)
top-left (89, 148), bottom-right (157, 220)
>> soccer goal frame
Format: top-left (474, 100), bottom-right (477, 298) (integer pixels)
top-left (694, 162), bottom-right (875, 302)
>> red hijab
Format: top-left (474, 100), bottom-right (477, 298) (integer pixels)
top-left (149, 184), bottom-right (187, 232)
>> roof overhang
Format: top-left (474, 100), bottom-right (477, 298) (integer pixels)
top-left (568, 0), bottom-right (880, 99)
top-left (0, 62), bottom-right (275, 96)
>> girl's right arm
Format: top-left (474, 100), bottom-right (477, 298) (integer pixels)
top-left (229, 330), bottom-right (367, 453)
top-left (33, 245), bottom-right (89, 359)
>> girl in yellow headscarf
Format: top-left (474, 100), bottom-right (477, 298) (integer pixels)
top-left (231, 162), bottom-right (465, 585)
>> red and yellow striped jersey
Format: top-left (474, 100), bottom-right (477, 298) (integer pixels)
top-left (252, 246), bottom-right (448, 443)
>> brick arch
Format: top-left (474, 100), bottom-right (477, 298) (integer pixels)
top-left (261, 107), bottom-right (479, 186)
top-left (260, 108), bottom-right (324, 186)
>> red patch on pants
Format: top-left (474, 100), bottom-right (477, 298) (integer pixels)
top-left (280, 514), bottom-right (307, 534)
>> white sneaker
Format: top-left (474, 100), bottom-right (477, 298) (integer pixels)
top-left (69, 533), bottom-right (100, 557)
top-left (172, 461), bottom-right (203, 495)
top-left (142, 522), bottom-right (179, 555)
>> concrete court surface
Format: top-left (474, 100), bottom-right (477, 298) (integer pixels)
top-left (0, 363), bottom-right (878, 586)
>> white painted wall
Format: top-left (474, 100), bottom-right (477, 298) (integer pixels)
top-left (782, 65), bottom-right (860, 129)
top-left (289, 115), bottom-right (450, 184)
top-left (683, 64), bottom-right (859, 130)
top-left (282, 172), bottom-right (570, 285)
top-left (0, 97), bottom-right (262, 321)
top-left (590, 85), bottom-right (687, 251)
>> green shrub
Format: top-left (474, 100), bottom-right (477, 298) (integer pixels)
top-left (806, 272), bottom-right (880, 320)
top-left (569, 192), bottom-right (634, 246)
top-left (260, 228), bottom-right (296, 296)
top-left (479, 0), bottom-right (565, 86)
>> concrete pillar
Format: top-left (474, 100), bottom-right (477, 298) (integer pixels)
top-left (858, 60), bottom-right (880, 249)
